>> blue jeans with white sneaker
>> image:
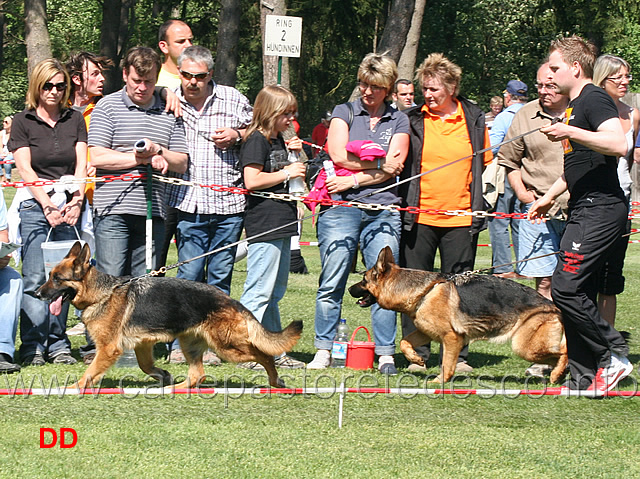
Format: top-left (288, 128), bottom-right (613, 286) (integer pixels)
top-left (314, 207), bottom-right (400, 356)
top-left (18, 199), bottom-right (75, 359)
top-left (0, 265), bottom-right (22, 360)
top-left (240, 237), bottom-right (291, 333)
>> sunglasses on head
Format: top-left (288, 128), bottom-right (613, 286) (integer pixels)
top-left (179, 70), bottom-right (208, 81)
top-left (42, 82), bottom-right (67, 92)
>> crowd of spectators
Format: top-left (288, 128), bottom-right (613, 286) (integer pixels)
top-left (0, 31), bottom-right (637, 393)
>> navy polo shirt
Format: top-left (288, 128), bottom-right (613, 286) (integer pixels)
top-left (331, 99), bottom-right (409, 205)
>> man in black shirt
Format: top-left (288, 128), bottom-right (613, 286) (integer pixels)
top-left (529, 35), bottom-right (633, 395)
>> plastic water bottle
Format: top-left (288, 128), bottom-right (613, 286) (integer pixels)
top-left (115, 349), bottom-right (138, 368)
top-left (331, 318), bottom-right (350, 368)
top-left (323, 159), bottom-right (340, 201)
top-left (287, 150), bottom-right (306, 197)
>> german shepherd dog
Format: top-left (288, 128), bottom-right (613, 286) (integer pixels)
top-left (36, 242), bottom-right (303, 389)
top-left (349, 247), bottom-right (568, 383)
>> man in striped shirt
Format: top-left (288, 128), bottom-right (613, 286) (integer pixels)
top-left (88, 46), bottom-right (189, 279)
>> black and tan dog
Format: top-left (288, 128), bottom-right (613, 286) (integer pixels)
top-left (349, 246), bottom-right (567, 383)
top-left (36, 242), bottom-right (302, 389)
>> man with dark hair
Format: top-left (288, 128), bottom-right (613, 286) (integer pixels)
top-left (66, 52), bottom-right (114, 203)
top-left (392, 79), bottom-right (415, 111)
top-left (157, 19), bottom-right (193, 90)
top-left (529, 35), bottom-right (633, 394)
top-left (66, 52), bottom-right (113, 113)
top-left (88, 46), bottom-right (189, 283)
top-left (65, 51), bottom-right (113, 362)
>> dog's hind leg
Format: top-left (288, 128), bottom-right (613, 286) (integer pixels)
top-left (549, 334), bottom-right (568, 384)
top-left (135, 341), bottom-right (172, 386)
top-left (255, 353), bottom-right (283, 388)
top-left (400, 329), bottom-right (432, 367)
top-left (512, 313), bottom-right (567, 383)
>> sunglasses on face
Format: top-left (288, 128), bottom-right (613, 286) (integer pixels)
top-left (42, 82), bottom-right (67, 92)
top-left (179, 70), bottom-right (209, 81)
top-left (358, 81), bottom-right (386, 93)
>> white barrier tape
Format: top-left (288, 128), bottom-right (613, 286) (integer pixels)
top-left (0, 386), bottom-right (637, 398)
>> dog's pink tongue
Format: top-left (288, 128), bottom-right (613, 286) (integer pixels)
top-left (49, 297), bottom-right (63, 317)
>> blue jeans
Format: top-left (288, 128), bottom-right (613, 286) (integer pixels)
top-left (0, 266), bottom-right (23, 360)
top-left (240, 238), bottom-right (291, 333)
top-left (315, 207), bottom-right (400, 355)
top-left (488, 177), bottom-right (519, 273)
top-left (2, 153), bottom-right (13, 180)
top-left (18, 199), bottom-right (75, 358)
top-left (176, 212), bottom-right (243, 294)
top-left (94, 214), bottom-right (165, 277)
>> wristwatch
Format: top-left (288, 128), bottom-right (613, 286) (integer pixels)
top-left (156, 146), bottom-right (163, 156)
top-left (234, 129), bottom-right (242, 145)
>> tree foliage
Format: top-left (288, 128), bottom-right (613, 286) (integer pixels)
top-left (2, 0), bottom-right (640, 131)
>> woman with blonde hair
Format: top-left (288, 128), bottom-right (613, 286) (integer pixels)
top-left (237, 85), bottom-right (306, 369)
top-left (308, 52), bottom-right (409, 374)
top-left (8, 58), bottom-right (87, 366)
top-left (592, 54), bottom-right (639, 327)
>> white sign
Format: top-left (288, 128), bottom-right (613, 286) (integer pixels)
top-left (264, 15), bottom-right (302, 58)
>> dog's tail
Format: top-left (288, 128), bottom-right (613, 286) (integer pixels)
top-left (246, 318), bottom-right (303, 357)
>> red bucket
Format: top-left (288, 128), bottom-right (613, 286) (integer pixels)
top-left (346, 326), bottom-right (375, 370)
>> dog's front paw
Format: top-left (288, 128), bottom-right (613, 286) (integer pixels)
top-left (427, 374), bottom-right (444, 384)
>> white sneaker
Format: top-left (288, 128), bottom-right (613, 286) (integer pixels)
top-left (66, 322), bottom-right (86, 336)
top-left (587, 353), bottom-right (633, 394)
top-left (307, 350), bottom-right (331, 369)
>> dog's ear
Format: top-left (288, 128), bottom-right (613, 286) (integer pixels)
top-left (375, 246), bottom-right (395, 275)
top-left (72, 243), bottom-right (92, 278)
top-left (66, 241), bottom-right (83, 259)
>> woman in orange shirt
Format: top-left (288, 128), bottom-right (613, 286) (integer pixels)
top-left (398, 53), bottom-right (492, 372)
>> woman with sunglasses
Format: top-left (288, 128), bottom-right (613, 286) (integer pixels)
top-left (8, 58), bottom-right (87, 366)
top-left (591, 55), bottom-right (639, 328)
top-left (308, 52), bottom-right (409, 373)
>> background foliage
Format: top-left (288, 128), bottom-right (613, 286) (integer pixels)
top-left (1, 0), bottom-right (640, 133)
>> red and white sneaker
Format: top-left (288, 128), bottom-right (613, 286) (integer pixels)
top-left (587, 353), bottom-right (633, 395)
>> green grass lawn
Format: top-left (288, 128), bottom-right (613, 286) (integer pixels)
top-left (2, 185), bottom-right (640, 478)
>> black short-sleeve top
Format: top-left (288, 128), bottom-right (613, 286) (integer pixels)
top-left (8, 108), bottom-right (87, 180)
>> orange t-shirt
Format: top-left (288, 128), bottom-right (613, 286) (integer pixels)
top-left (83, 101), bottom-right (96, 202)
top-left (417, 101), bottom-right (491, 227)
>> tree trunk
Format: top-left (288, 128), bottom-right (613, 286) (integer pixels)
top-left (99, 0), bottom-right (134, 94)
top-left (0, 10), bottom-right (5, 78)
top-left (376, 0), bottom-right (414, 62)
top-left (397, 0), bottom-right (425, 81)
top-left (260, 0), bottom-right (288, 87)
top-left (24, 0), bottom-right (52, 75)
top-left (348, 0), bottom-right (415, 101)
top-left (214, 0), bottom-right (241, 86)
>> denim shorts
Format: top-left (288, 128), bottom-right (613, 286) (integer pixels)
top-left (516, 201), bottom-right (565, 277)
